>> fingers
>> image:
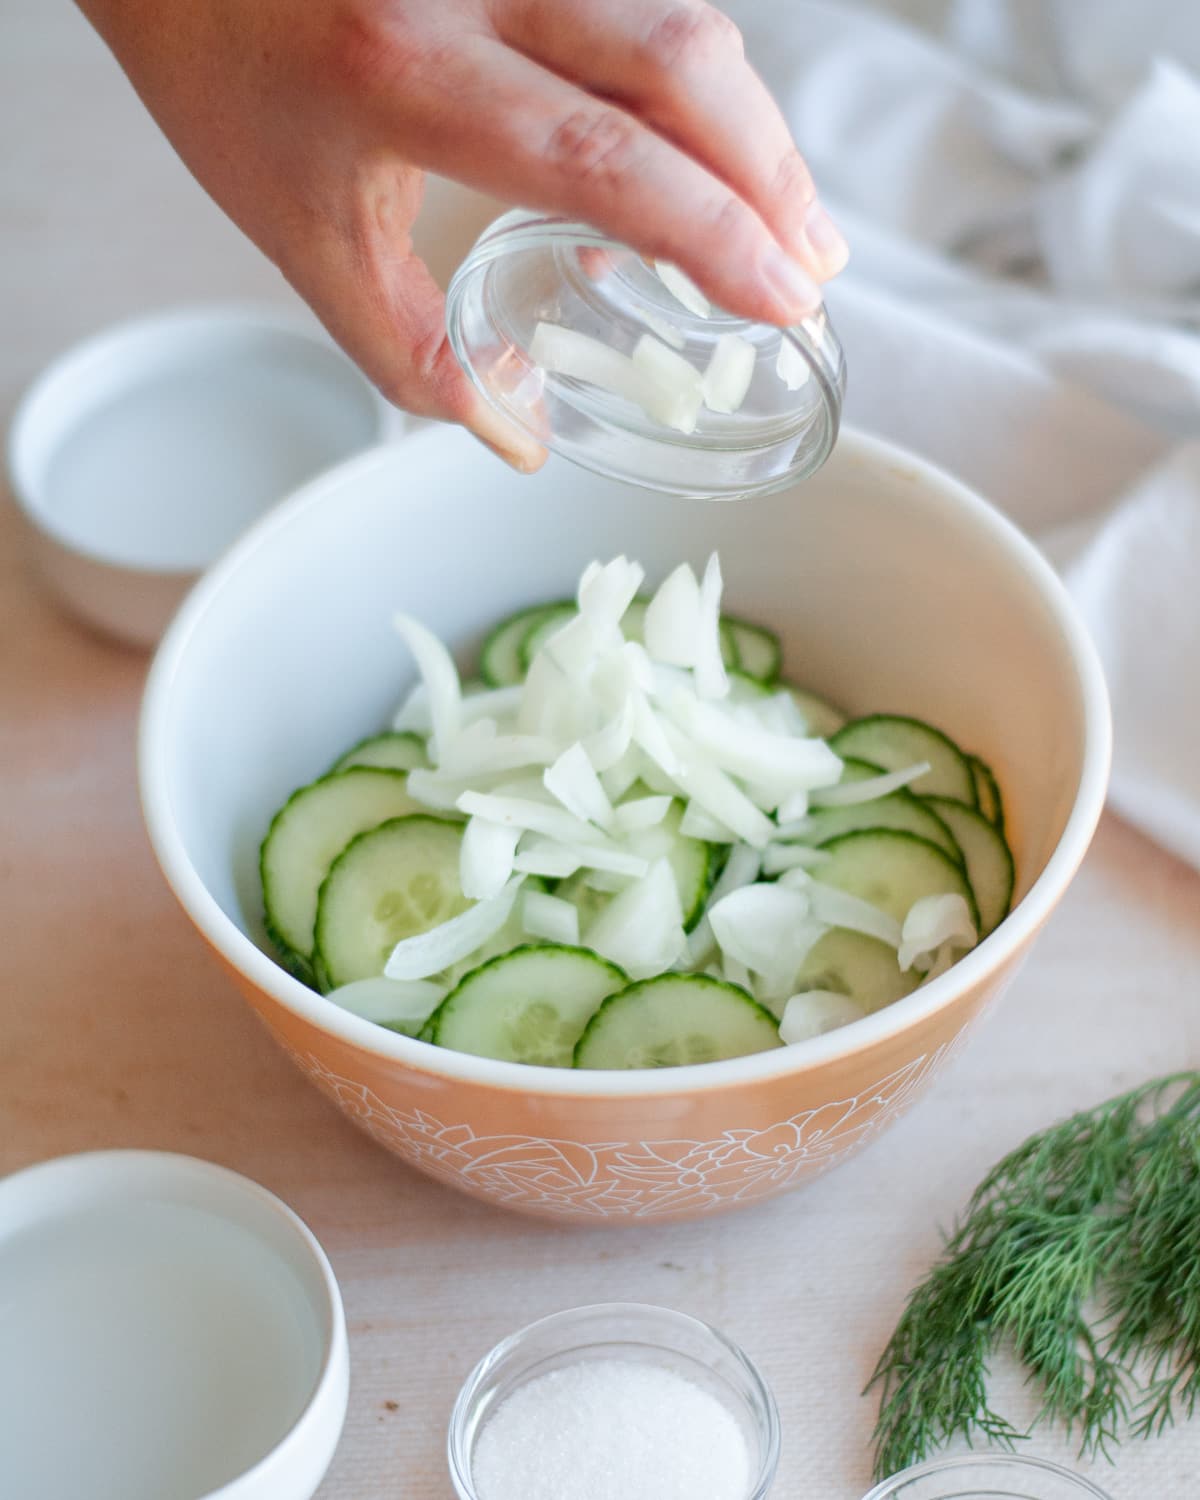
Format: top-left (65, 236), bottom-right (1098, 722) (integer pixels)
top-left (284, 166), bottom-right (545, 472)
top-left (387, 35), bottom-right (826, 325)
top-left (494, 0), bottom-right (847, 280)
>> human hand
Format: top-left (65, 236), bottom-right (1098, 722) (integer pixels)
top-left (79, 0), bottom-right (848, 469)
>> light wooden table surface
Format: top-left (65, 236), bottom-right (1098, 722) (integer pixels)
top-left (4, 5), bottom-right (1200, 1497)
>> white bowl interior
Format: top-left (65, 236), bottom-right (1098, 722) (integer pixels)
top-left (152, 425), bottom-right (1094, 982)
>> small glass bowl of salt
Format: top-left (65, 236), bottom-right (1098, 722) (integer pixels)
top-left (446, 210), bottom-right (845, 501)
top-left (447, 1302), bottom-right (781, 1500)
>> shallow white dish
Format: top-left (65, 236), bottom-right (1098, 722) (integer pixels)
top-left (7, 303), bottom-right (392, 648)
top-left (0, 1150), bottom-right (348, 1500)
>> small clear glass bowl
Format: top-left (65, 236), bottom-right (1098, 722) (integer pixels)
top-left (447, 1302), bottom-right (781, 1500)
top-left (862, 1453), bottom-right (1116, 1499)
top-left (446, 210), bottom-right (845, 500)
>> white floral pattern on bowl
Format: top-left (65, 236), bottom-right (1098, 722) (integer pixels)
top-left (284, 1042), bottom-right (963, 1219)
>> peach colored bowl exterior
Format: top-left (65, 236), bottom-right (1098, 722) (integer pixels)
top-left (140, 427), bottom-right (1110, 1224)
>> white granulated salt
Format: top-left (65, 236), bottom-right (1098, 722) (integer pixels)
top-left (472, 1357), bottom-right (752, 1500)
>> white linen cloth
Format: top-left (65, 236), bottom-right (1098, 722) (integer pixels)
top-left (727, 0), bottom-right (1200, 870)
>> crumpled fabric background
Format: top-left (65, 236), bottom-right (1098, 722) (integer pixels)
top-left (727, 0), bottom-right (1200, 871)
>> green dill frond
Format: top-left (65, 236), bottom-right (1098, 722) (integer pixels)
top-left (867, 1073), bottom-right (1200, 1481)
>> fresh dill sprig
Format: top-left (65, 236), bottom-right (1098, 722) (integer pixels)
top-left (867, 1073), bottom-right (1200, 1480)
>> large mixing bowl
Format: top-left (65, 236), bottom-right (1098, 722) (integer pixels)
top-left (140, 426), bottom-right (1109, 1224)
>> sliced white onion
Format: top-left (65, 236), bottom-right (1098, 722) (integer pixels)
top-left (384, 877), bottom-right (524, 980)
top-left (404, 768), bottom-right (473, 812)
top-left (582, 868), bottom-right (631, 893)
top-left (643, 563), bottom-right (701, 668)
top-left (612, 794), bottom-right (674, 833)
top-left (702, 333), bottom-right (756, 415)
top-left (326, 976), bottom-right (446, 1027)
top-left (544, 743), bottom-right (614, 829)
top-left (899, 894), bottom-right (978, 973)
top-left (709, 843), bottom-right (763, 905)
top-left (665, 727), bottom-right (776, 847)
top-left (757, 691), bottom-right (811, 738)
top-left (585, 857), bottom-right (686, 980)
top-left (578, 555), bottom-right (645, 629)
top-left (694, 553), bottom-right (730, 701)
top-left (522, 889), bottom-right (580, 946)
top-left (544, 612), bottom-right (609, 677)
top-left (393, 612), bottom-right (462, 765)
top-left (810, 763), bottom-right (931, 807)
top-left (512, 845), bottom-right (582, 879)
top-left (684, 916), bottom-right (717, 968)
top-left (456, 790), bottom-right (599, 846)
top-left (439, 727), bottom-right (559, 779)
top-left (583, 697), bottom-right (636, 774)
top-left (776, 336), bottom-right (811, 391)
top-left (679, 801), bottom-right (738, 842)
top-left (708, 882), bottom-right (826, 994)
top-left (779, 990), bottom-right (865, 1045)
top-left (631, 692), bottom-right (683, 779)
top-left (669, 695), bottom-right (842, 790)
top-left (631, 334), bottom-right (705, 434)
top-left (776, 790), bottom-right (810, 824)
top-left (557, 841), bottom-right (650, 878)
top-left (806, 881), bottom-right (902, 948)
top-left (600, 746), bottom-right (647, 803)
top-left (654, 260), bottom-right (710, 318)
top-left (459, 817), bottom-right (521, 901)
top-left (530, 323), bottom-right (657, 411)
top-left (761, 844), bottom-right (833, 876)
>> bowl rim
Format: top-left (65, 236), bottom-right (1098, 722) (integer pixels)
top-left (6, 299), bottom-right (394, 578)
top-left (139, 423), bottom-right (1112, 1099)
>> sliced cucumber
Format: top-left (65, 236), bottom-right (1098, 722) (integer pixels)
top-left (329, 731), bottom-right (428, 775)
top-left (723, 616), bottom-right (781, 683)
top-left (805, 758), bottom-right (962, 863)
top-left (518, 602), bottom-right (578, 670)
top-left (480, 600), bottom-right (573, 687)
top-left (969, 754), bottom-right (1006, 831)
top-left (313, 816), bottom-right (467, 990)
top-left (814, 828), bottom-right (981, 931)
top-left (574, 974), bottom-right (782, 1069)
top-left (726, 670), bottom-right (771, 702)
top-left (924, 797), bottom-right (1014, 936)
top-left (430, 944), bottom-right (627, 1067)
top-left (260, 767), bottom-right (424, 966)
top-left (830, 715), bottom-right (976, 805)
top-left (790, 929), bottom-right (920, 1015)
top-left (787, 686), bottom-right (846, 738)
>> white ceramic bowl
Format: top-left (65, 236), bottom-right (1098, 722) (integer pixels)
top-left (7, 304), bottom-right (392, 648)
top-left (140, 425), bottom-right (1110, 1223)
top-left (0, 1150), bottom-right (348, 1499)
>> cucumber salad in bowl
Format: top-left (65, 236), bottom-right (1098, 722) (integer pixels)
top-left (260, 556), bottom-right (1014, 1071)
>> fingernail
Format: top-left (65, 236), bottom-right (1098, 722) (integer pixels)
top-left (468, 396), bottom-right (547, 474)
top-left (760, 243), bottom-right (822, 320)
top-left (802, 200), bottom-right (849, 274)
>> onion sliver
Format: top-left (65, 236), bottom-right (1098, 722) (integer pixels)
top-left (530, 322), bottom-right (656, 411)
top-left (384, 877), bottom-right (524, 980)
top-left (631, 334), bottom-right (705, 434)
top-left (459, 817), bottom-right (521, 900)
top-left (654, 260), bottom-right (710, 317)
top-left (703, 333), bottom-right (756, 415)
top-left (777, 336), bottom-right (811, 391)
top-left (809, 762), bottom-right (931, 807)
top-left (522, 890), bottom-right (580, 946)
top-left (779, 990), bottom-right (865, 1044)
top-left (643, 563), bottom-right (701, 668)
top-left (694, 554), bottom-right (730, 701)
top-left (899, 893), bottom-right (977, 972)
top-left (806, 880), bottom-right (902, 948)
top-left (393, 612), bottom-right (462, 763)
top-left (327, 976), bottom-right (446, 1027)
top-left (544, 743), bottom-right (614, 829)
top-left (585, 857), bottom-right (686, 980)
